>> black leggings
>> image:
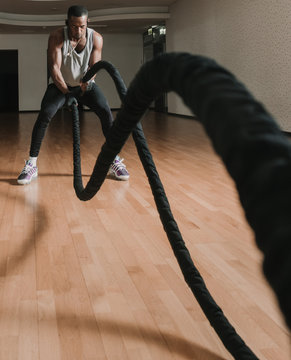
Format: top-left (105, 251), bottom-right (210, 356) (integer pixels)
top-left (30, 82), bottom-right (113, 157)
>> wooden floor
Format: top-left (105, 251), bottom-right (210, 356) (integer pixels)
top-left (0, 110), bottom-right (290, 359)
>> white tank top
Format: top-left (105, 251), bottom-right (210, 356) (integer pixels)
top-left (61, 27), bottom-right (94, 86)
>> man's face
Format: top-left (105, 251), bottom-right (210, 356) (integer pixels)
top-left (68, 15), bottom-right (87, 39)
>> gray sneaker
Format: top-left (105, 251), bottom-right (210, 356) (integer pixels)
top-left (17, 160), bottom-right (38, 185)
top-left (109, 156), bottom-right (129, 181)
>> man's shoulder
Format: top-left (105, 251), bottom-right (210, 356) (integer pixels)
top-left (88, 28), bottom-right (102, 38)
top-left (89, 29), bottom-right (103, 46)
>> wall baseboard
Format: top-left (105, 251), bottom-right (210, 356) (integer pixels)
top-left (18, 108), bottom-right (122, 114)
top-left (167, 112), bottom-right (197, 120)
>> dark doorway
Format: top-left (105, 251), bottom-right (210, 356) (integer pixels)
top-left (143, 26), bottom-right (167, 113)
top-left (153, 41), bottom-right (166, 113)
top-left (0, 50), bottom-right (19, 112)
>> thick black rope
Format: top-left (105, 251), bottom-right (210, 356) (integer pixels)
top-left (71, 61), bottom-right (128, 201)
top-left (78, 55), bottom-right (291, 337)
top-left (70, 59), bottom-right (263, 359)
top-left (132, 123), bottom-right (259, 360)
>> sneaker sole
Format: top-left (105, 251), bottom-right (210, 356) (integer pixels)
top-left (116, 175), bottom-right (129, 181)
top-left (108, 170), bottom-right (129, 181)
top-left (17, 173), bottom-right (38, 185)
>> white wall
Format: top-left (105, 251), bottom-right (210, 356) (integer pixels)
top-left (0, 32), bottom-right (143, 111)
top-left (167, 0), bottom-right (291, 131)
top-left (97, 33), bottom-right (143, 108)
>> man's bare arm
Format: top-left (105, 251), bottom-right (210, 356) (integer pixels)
top-left (89, 31), bottom-right (103, 67)
top-left (48, 29), bottom-right (70, 94)
top-left (80, 31), bottom-right (103, 92)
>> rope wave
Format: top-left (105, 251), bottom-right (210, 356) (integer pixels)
top-left (70, 53), bottom-right (291, 358)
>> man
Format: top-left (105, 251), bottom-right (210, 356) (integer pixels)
top-left (17, 5), bottom-right (129, 184)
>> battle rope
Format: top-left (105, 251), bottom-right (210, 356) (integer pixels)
top-left (68, 58), bottom-right (265, 359)
top-left (70, 61), bottom-right (127, 201)
top-left (79, 54), bottom-right (291, 336)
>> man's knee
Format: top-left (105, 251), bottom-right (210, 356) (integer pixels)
top-left (38, 104), bottom-right (60, 125)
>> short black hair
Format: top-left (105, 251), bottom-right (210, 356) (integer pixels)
top-left (67, 5), bottom-right (88, 19)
